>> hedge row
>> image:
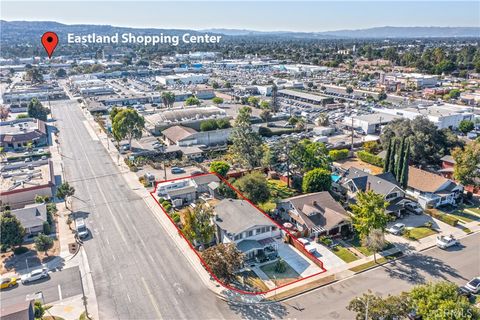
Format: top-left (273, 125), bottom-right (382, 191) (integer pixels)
top-left (356, 150), bottom-right (384, 167)
top-left (329, 149), bottom-right (349, 161)
top-left (426, 209), bottom-right (459, 227)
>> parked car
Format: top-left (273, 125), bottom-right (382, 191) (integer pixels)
top-left (21, 268), bottom-right (49, 284)
top-left (75, 218), bottom-right (89, 239)
top-left (171, 167), bottom-right (185, 174)
top-left (465, 277), bottom-right (480, 294)
top-left (436, 235), bottom-right (459, 249)
top-left (0, 277), bottom-right (18, 289)
top-left (458, 286), bottom-right (473, 298)
top-left (405, 202), bottom-right (423, 215)
top-left (297, 238), bottom-right (310, 246)
top-left (191, 170), bottom-right (204, 176)
top-left (386, 223), bottom-right (405, 235)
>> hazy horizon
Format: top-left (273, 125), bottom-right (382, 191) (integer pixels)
top-left (1, 1), bottom-right (479, 32)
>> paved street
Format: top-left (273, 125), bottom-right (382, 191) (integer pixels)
top-left (1, 266), bottom-right (82, 307)
top-left (279, 233), bottom-right (480, 319)
top-left (51, 100), bottom-right (237, 319)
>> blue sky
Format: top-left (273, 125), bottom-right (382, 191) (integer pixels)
top-left (1, 1), bottom-right (479, 32)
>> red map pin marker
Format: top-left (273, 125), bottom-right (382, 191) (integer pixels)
top-left (41, 32), bottom-right (59, 58)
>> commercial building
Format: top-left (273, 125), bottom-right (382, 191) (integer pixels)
top-left (1, 118), bottom-right (48, 150)
top-left (156, 73), bottom-right (209, 86)
top-left (144, 106), bottom-right (228, 133)
top-left (382, 72), bottom-right (438, 89)
top-left (373, 104), bottom-right (474, 129)
top-left (2, 84), bottom-right (67, 103)
top-left (344, 112), bottom-right (402, 134)
top-left (278, 89), bottom-right (333, 106)
top-left (0, 160), bottom-right (55, 209)
top-left (162, 125), bottom-right (231, 148)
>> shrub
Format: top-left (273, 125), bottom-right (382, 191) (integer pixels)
top-left (43, 222), bottom-right (52, 235)
top-left (357, 150), bottom-right (384, 167)
top-left (129, 165), bottom-right (138, 172)
top-left (329, 149), bottom-right (349, 161)
top-left (318, 236), bottom-right (333, 246)
top-left (274, 258), bottom-right (287, 273)
top-left (163, 203), bottom-right (172, 212)
top-left (423, 221), bottom-right (433, 229)
top-left (14, 246), bottom-right (29, 255)
top-left (171, 213), bottom-right (181, 224)
top-left (426, 209), bottom-right (458, 226)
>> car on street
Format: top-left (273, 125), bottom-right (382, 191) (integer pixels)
top-left (465, 277), bottom-right (480, 294)
top-left (386, 223), bottom-right (405, 235)
top-left (75, 218), bottom-right (89, 239)
top-left (171, 167), bottom-right (185, 174)
top-left (0, 277), bottom-right (18, 289)
top-left (21, 268), bottom-right (49, 284)
top-left (190, 170), bottom-right (204, 176)
top-left (404, 202), bottom-right (423, 215)
top-left (436, 235), bottom-right (459, 249)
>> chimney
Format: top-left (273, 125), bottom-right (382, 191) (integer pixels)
top-left (367, 182), bottom-right (371, 191)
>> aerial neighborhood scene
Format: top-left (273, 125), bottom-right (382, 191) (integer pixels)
top-left (0, 1), bottom-right (480, 319)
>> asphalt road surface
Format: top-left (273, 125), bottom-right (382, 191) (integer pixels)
top-left (52, 100), bottom-right (238, 319)
top-left (281, 233), bottom-right (480, 319)
top-left (1, 266), bottom-right (82, 307)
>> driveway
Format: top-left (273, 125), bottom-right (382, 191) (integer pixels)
top-left (276, 242), bottom-right (323, 277)
top-left (136, 164), bottom-right (203, 183)
top-left (385, 213), bottom-right (459, 249)
top-left (309, 242), bottom-right (347, 271)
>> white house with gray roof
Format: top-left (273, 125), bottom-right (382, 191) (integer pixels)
top-left (11, 203), bottom-right (47, 235)
top-left (214, 199), bottom-right (280, 260)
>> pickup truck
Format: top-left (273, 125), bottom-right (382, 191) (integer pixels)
top-left (436, 235), bottom-right (459, 249)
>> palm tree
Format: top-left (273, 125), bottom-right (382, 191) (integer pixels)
top-left (295, 118), bottom-right (306, 130)
top-left (316, 113), bottom-right (329, 126)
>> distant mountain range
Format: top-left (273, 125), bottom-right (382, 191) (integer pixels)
top-left (202, 26), bottom-right (480, 38)
top-left (1, 20), bottom-right (479, 45)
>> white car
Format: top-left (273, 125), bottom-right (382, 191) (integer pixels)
top-left (297, 238), bottom-right (310, 246)
top-left (386, 223), bottom-right (405, 235)
top-left (21, 268), bottom-right (49, 284)
top-left (465, 277), bottom-right (480, 294)
top-left (436, 235), bottom-right (459, 249)
top-left (304, 244), bottom-right (317, 254)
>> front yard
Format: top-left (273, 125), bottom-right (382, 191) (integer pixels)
top-left (260, 260), bottom-right (301, 286)
top-left (331, 245), bottom-right (359, 263)
top-left (404, 226), bottom-right (437, 241)
top-left (235, 269), bottom-right (269, 292)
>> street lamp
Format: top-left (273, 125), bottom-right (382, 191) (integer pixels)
top-left (79, 269), bottom-right (92, 319)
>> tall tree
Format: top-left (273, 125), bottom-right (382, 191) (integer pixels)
top-left (56, 182), bottom-right (75, 208)
top-left (302, 168), bottom-right (332, 193)
top-left (351, 191), bottom-right (390, 239)
top-left (161, 91), bottom-right (176, 108)
top-left (0, 106), bottom-right (10, 121)
top-left (452, 140), bottom-right (480, 186)
top-left (362, 229), bottom-right (386, 263)
top-left (383, 139), bottom-right (392, 173)
top-left (182, 204), bottom-right (215, 246)
top-left (394, 137), bottom-right (405, 179)
top-left (347, 290), bottom-right (410, 320)
top-left (290, 139), bottom-right (330, 173)
top-left (34, 234), bottom-right (54, 255)
top-left (400, 140), bottom-right (410, 189)
top-left (112, 109), bottom-right (145, 150)
top-left (233, 172), bottom-right (270, 204)
top-left (201, 243), bottom-right (244, 284)
top-left (0, 211), bottom-right (25, 248)
top-left (387, 139), bottom-right (397, 175)
top-left (230, 106), bottom-right (264, 168)
top-left (27, 98), bottom-right (50, 121)
top-left (210, 161), bottom-right (230, 178)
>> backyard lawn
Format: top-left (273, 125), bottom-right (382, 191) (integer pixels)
top-left (332, 245), bottom-right (359, 263)
top-left (260, 261), bottom-right (301, 286)
top-left (405, 227), bottom-right (437, 240)
top-left (267, 179), bottom-right (297, 199)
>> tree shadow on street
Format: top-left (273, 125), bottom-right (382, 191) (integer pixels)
top-left (381, 250), bottom-right (467, 284)
top-left (222, 290), bottom-right (289, 320)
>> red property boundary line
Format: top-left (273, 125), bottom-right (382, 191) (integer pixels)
top-left (149, 172), bottom-right (327, 296)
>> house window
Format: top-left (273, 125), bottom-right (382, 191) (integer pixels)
top-left (272, 226), bottom-right (276, 231)
top-left (248, 230), bottom-right (253, 237)
top-left (256, 228), bottom-right (262, 234)
top-left (234, 234), bottom-right (240, 240)
top-left (386, 192), bottom-right (398, 201)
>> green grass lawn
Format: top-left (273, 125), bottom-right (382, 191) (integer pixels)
top-left (405, 227), bottom-right (437, 240)
top-left (258, 201), bottom-right (276, 213)
top-left (267, 179), bottom-right (298, 199)
top-left (349, 234), bottom-right (374, 256)
top-left (447, 210), bottom-right (478, 223)
top-left (465, 207), bottom-right (480, 215)
top-left (260, 261), bottom-right (301, 286)
top-left (332, 246), bottom-right (359, 263)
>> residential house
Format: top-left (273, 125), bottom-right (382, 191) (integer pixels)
top-left (214, 199), bottom-right (280, 261)
top-left (157, 174), bottom-right (220, 207)
top-left (11, 203), bottom-right (48, 235)
top-left (406, 166), bottom-right (463, 209)
top-left (439, 155), bottom-right (455, 179)
top-left (341, 167), bottom-right (407, 217)
top-left (0, 299), bottom-right (35, 320)
top-left (1, 118), bottom-right (48, 150)
top-left (277, 192), bottom-right (351, 237)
